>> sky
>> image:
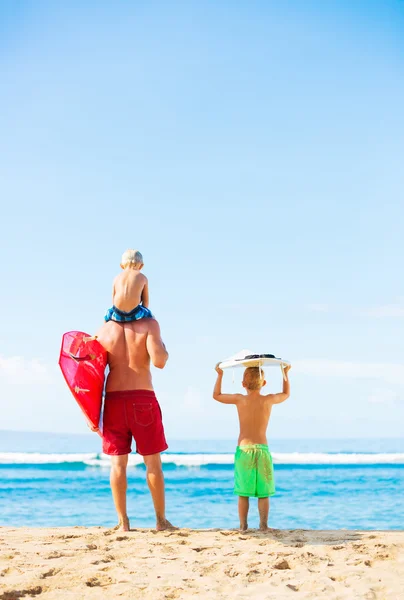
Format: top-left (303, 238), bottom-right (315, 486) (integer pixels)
top-left (1, 0), bottom-right (404, 440)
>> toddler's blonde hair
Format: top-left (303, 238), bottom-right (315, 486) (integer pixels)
top-left (243, 367), bottom-right (265, 391)
top-left (121, 249), bottom-right (144, 269)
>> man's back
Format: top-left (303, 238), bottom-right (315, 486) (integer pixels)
top-left (96, 318), bottom-right (168, 392)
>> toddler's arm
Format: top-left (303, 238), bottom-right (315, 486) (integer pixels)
top-left (213, 364), bottom-right (242, 405)
top-left (265, 365), bottom-right (291, 404)
top-left (141, 278), bottom-right (149, 308)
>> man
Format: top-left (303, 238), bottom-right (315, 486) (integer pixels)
top-left (94, 317), bottom-right (174, 532)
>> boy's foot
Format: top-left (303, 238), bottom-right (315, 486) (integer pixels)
top-left (239, 522), bottom-right (248, 532)
top-left (156, 519), bottom-right (178, 531)
top-left (259, 523), bottom-right (270, 532)
top-left (114, 516), bottom-right (130, 532)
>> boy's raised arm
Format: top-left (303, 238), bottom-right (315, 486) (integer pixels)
top-left (213, 364), bottom-right (241, 404)
top-left (265, 364), bottom-right (291, 404)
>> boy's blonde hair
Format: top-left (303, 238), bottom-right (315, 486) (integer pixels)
top-left (121, 249), bottom-right (144, 269)
top-left (243, 367), bottom-right (265, 391)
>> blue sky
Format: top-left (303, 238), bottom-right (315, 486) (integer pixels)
top-left (1, 0), bottom-right (403, 439)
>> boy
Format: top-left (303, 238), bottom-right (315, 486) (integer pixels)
top-left (213, 363), bottom-right (291, 531)
top-left (104, 249), bottom-right (154, 323)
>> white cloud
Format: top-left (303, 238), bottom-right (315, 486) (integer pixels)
top-left (0, 355), bottom-right (54, 385)
top-left (307, 303), bottom-right (404, 318)
top-left (368, 388), bottom-right (399, 405)
top-left (361, 304), bottom-right (404, 318)
top-left (294, 359), bottom-right (404, 387)
top-left (307, 304), bottom-right (330, 313)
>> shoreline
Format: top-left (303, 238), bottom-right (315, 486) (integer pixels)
top-left (1, 527), bottom-right (403, 599)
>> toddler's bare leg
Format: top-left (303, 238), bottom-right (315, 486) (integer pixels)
top-left (258, 497), bottom-right (269, 531)
top-left (238, 496), bottom-right (249, 531)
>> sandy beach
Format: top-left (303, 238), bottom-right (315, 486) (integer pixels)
top-left (0, 528), bottom-right (402, 599)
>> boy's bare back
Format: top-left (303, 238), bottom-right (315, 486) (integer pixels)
top-left (213, 365), bottom-right (291, 446)
top-left (113, 269), bottom-right (148, 312)
top-left (236, 392), bottom-right (273, 446)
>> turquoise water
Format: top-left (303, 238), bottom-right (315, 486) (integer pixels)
top-left (1, 432), bottom-right (403, 530)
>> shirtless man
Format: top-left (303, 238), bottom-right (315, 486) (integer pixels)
top-left (95, 318), bottom-right (174, 531)
top-left (213, 364), bottom-right (291, 531)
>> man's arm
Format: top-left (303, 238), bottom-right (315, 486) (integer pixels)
top-left (141, 278), bottom-right (149, 308)
top-left (146, 319), bottom-right (168, 369)
top-left (265, 365), bottom-right (291, 405)
top-left (213, 364), bottom-right (241, 405)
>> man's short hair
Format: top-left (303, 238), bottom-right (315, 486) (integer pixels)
top-left (243, 367), bottom-right (265, 391)
top-left (121, 249), bottom-right (143, 267)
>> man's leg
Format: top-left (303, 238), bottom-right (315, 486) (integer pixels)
top-left (238, 496), bottom-right (249, 531)
top-left (258, 497), bottom-right (270, 531)
top-left (143, 453), bottom-right (175, 530)
top-left (110, 454), bottom-right (130, 531)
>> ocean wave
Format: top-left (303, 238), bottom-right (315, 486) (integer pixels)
top-left (0, 452), bottom-right (403, 467)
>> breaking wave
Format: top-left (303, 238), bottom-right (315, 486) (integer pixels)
top-left (1, 452), bottom-right (403, 467)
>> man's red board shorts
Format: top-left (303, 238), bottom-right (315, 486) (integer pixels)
top-left (102, 389), bottom-right (168, 456)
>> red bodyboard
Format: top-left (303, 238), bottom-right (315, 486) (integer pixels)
top-left (59, 331), bottom-right (107, 435)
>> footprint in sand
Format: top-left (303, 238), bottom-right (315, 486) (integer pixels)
top-left (0, 586), bottom-right (43, 599)
top-left (85, 575), bottom-right (113, 587)
top-left (273, 559), bottom-right (291, 570)
top-left (200, 563), bottom-right (220, 576)
top-left (246, 568), bottom-right (261, 583)
top-left (91, 556), bottom-right (114, 565)
top-left (40, 568), bottom-right (60, 579)
top-left (46, 551), bottom-right (64, 559)
top-left (224, 566), bottom-right (240, 578)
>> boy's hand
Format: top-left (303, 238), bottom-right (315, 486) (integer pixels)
top-left (284, 364), bottom-right (292, 375)
top-left (215, 362), bottom-right (223, 375)
top-left (87, 422), bottom-right (99, 433)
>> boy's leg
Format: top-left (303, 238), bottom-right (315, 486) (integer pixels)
top-left (110, 454), bottom-right (130, 531)
top-left (258, 497), bottom-right (269, 531)
top-left (238, 496), bottom-right (250, 531)
top-left (143, 453), bottom-right (176, 531)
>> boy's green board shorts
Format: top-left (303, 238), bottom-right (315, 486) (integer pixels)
top-left (234, 444), bottom-right (275, 498)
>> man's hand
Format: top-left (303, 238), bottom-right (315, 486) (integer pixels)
top-left (87, 421), bottom-right (99, 433)
top-left (215, 362), bottom-right (223, 375)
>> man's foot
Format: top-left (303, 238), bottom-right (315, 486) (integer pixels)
top-left (259, 523), bottom-right (270, 532)
top-left (156, 518), bottom-right (178, 531)
top-left (114, 516), bottom-right (130, 532)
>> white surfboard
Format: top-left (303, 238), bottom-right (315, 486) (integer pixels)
top-left (219, 349), bottom-right (290, 380)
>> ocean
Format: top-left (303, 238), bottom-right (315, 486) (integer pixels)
top-left (1, 432), bottom-right (403, 530)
